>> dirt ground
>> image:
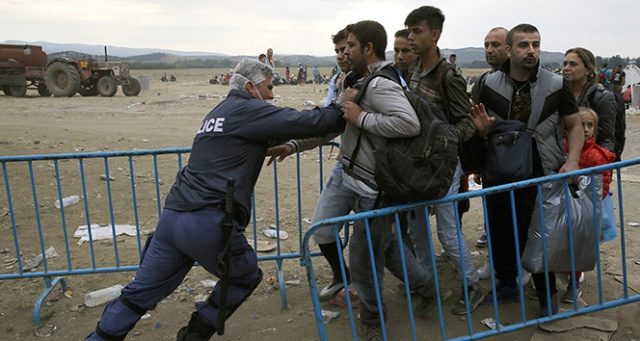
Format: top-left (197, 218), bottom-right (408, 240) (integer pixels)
top-left (1, 67), bottom-right (640, 341)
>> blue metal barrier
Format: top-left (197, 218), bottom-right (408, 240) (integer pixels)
top-left (0, 144), bottom-right (340, 326)
top-left (301, 158), bottom-right (640, 341)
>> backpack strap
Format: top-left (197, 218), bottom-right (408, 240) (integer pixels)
top-left (348, 65), bottom-right (401, 179)
top-left (437, 60), bottom-right (456, 120)
top-left (353, 65), bottom-right (401, 103)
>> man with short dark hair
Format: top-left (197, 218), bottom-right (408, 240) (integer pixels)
top-left (404, 5), bottom-right (484, 316)
top-left (393, 28), bottom-right (416, 85)
top-left (470, 23), bottom-right (583, 317)
top-left (449, 53), bottom-right (458, 70)
top-left (340, 20), bottom-right (434, 340)
top-left (325, 28), bottom-right (350, 105)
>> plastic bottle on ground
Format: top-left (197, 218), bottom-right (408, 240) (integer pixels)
top-left (84, 284), bottom-right (124, 307)
top-left (54, 195), bottom-right (81, 209)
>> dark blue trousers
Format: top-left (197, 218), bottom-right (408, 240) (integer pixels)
top-left (85, 208), bottom-right (261, 340)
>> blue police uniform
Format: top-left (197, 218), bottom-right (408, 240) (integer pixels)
top-left (86, 89), bottom-right (345, 340)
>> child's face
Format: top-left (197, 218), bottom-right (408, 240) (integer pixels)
top-left (581, 113), bottom-right (596, 140)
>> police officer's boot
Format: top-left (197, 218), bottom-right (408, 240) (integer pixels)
top-left (176, 312), bottom-right (216, 341)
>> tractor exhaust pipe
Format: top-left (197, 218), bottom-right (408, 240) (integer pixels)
top-left (104, 46), bottom-right (108, 62)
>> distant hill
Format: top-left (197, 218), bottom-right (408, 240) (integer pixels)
top-left (3, 40), bottom-right (228, 58)
top-left (3, 40), bottom-right (566, 69)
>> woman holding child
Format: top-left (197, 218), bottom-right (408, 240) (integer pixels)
top-left (562, 47), bottom-right (617, 154)
top-left (560, 47), bottom-right (617, 304)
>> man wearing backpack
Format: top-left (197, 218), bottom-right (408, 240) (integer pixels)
top-left (598, 63), bottom-right (612, 89)
top-left (470, 23), bottom-right (583, 317)
top-left (404, 5), bottom-right (485, 315)
top-left (338, 20), bottom-right (449, 340)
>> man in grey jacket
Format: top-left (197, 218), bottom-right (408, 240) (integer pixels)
top-left (269, 21), bottom-right (436, 340)
top-left (338, 20), bottom-right (432, 340)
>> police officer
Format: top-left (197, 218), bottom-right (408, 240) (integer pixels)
top-left (85, 59), bottom-right (345, 341)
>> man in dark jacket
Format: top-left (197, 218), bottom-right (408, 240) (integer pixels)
top-left (85, 59), bottom-right (345, 341)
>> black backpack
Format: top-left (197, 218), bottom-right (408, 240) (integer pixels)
top-left (586, 83), bottom-right (626, 160)
top-left (612, 91), bottom-right (626, 160)
top-left (352, 65), bottom-right (459, 204)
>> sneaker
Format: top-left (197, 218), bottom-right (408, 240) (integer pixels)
top-left (415, 288), bottom-right (453, 318)
top-left (356, 319), bottom-right (383, 341)
top-left (451, 285), bottom-right (485, 315)
top-left (476, 233), bottom-right (487, 247)
top-left (562, 284), bottom-right (583, 303)
top-left (482, 283), bottom-right (519, 305)
top-left (435, 249), bottom-right (450, 262)
top-left (517, 270), bottom-right (532, 287)
top-left (477, 257), bottom-right (492, 280)
top-left (396, 283), bottom-right (416, 295)
top-left (319, 279), bottom-right (347, 302)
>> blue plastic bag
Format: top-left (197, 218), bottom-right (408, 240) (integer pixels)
top-left (601, 192), bottom-right (617, 243)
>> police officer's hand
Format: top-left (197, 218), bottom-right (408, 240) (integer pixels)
top-left (266, 144), bottom-right (295, 165)
top-left (341, 101), bottom-right (363, 125)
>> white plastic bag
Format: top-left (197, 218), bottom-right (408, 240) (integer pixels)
top-left (522, 175), bottom-right (602, 273)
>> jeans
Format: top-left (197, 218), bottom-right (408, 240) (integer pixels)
top-left (349, 194), bottom-right (433, 326)
top-left (311, 163), bottom-right (354, 245)
top-left (408, 163), bottom-right (479, 288)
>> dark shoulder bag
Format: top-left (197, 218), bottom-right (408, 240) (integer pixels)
top-left (482, 75), bottom-right (551, 186)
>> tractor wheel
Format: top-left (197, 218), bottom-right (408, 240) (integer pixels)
top-left (122, 78), bottom-right (141, 96)
top-left (45, 61), bottom-right (80, 97)
top-left (9, 86), bottom-right (27, 97)
top-left (3, 86), bottom-right (12, 95)
top-left (37, 84), bottom-right (52, 97)
top-left (97, 76), bottom-right (117, 97)
top-left (78, 84), bottom-right (99, 97)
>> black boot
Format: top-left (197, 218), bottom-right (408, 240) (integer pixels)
top-left (176, 312), bottom-right (216, 341)
top-left (318, 242), bottom-right (350, 282)
top-left (539, 293), bottom-right (559, 317)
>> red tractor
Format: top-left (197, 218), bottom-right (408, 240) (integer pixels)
top-left (0, 43), bottom-right (141, 97)
top-left (46, 56), bottom-right (141, 97)
top-left (0, 44), bottom-right (51, 97)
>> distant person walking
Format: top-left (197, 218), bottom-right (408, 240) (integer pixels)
top-left (265, 48), bottom-right (275, 69)
top-left (611, 64), bottom-right (626, 94)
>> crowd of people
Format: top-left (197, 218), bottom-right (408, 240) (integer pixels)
top-left (83, 5), bottom-right (625, 341)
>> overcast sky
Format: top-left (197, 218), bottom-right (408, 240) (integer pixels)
top-left (2, 0), bottom-right (638, 58)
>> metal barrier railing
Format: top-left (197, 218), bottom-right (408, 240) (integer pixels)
top-left (301, 158), bottom-right (640, 341)
top-left (0, 143), bottom-right (340, 326)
